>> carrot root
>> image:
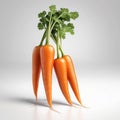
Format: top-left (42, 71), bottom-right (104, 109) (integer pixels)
top-left (63, 55), bottom-right (83, 105)
top-left (40, 45), bottom-right (54, 107)
top-left (54, 58), bottom-right (72, 105)
top-left (32, 46), bottom-right (41, 100)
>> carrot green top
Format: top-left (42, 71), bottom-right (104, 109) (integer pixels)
top-left (37, 5), bottom-right (79, 58)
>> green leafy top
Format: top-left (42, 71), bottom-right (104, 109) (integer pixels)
top-left (49, 5), bottom-right (56, 14)
top-left (37, 5), bottom-right (79, 57)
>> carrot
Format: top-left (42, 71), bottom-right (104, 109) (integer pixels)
top-left (35, 5), bottom-right (82, 107)
top-left (54, 58), bottom-right (72, 105)
top-left (32, 46), bottom-right (41, 100)
top-left (63, 55), bottom-right (83, 105)
top-left (40, 45), bottom-right (54, 107)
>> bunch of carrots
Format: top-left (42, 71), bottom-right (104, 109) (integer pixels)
top-left (32, 5), bottom-right (83, 107)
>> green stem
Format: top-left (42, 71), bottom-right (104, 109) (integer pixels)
top-left (56, 36), bottom-right (60, 58)
top-left (60, 46), bottom-right (65, 56)
top-left (51, 33), bottom-right (65, 57)
top-left (60, 37), bottom-right (62, 46)
top-left (59, 37), bottom-right (64, 56)
top-left (51, 33), bottom-right (56, 44)
top-left (46, 27), bottom-right (49, 45)
top-left (39, 29), bottom-right (47, 46)
top-left (50, 13), bottom-right (64, 33)
top-left (46, 13), bottom-right (52, 45)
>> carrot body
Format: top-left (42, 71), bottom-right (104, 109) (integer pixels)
top-left (63, 55), bottom-right (83, 105)
top-left (32, 46), bottom-right (41, 100)
top-left (54, 58), bottom-right (72, 105)
top-left (40, 45), bottom-right (54, 107)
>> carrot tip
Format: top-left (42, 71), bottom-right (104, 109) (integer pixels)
top-left (50, 107), bottom-right (60, 113)
top-left (35, 95), bottom-right (38, 102)
top-left (78, 102), bottom-right (88, 108)
top-left (68, 101), bottom-right (73, 106)
top-left (72, 104), bottom-right (79, 108)
top-left (49, 105), bottom-right (52, 108)
top-left (36, 98), bottom-right (38, 102)
top-left (81, 105), bottom-right (89, 108)
top-left (48, 103), bottom-right (52, 108)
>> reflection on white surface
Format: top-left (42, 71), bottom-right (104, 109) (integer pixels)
top-left (0, 65), bottom-right (120, 120)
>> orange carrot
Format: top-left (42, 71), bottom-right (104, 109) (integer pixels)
top-left (63, 55), bottom-right (83, 105)
top-left (54, 58), bottom-right (72, 105)
top-left (32, 46), bottom-right (41, 100)
top-left (40, 45), bottom-right (54, 107)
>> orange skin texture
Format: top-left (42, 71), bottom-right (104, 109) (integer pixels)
top-left (40, 45), bottom-right (55, 107)
top-left (32, 46), bottom-right (41, 100)
top-left (54, 58), bottom-right (72, 105)
top-left (63, 55), bottom-right (83, 105)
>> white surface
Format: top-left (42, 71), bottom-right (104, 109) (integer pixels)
top-left (0, 65), bottom-right (120, 120)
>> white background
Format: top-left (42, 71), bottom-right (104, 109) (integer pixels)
top-left (0, 0), bottom-right (120, 120)
top-left (0, 0), bottom-right (120, 65)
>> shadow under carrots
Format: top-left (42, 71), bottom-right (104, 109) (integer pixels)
top-left (2, 95), bottom-right (71, 108)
